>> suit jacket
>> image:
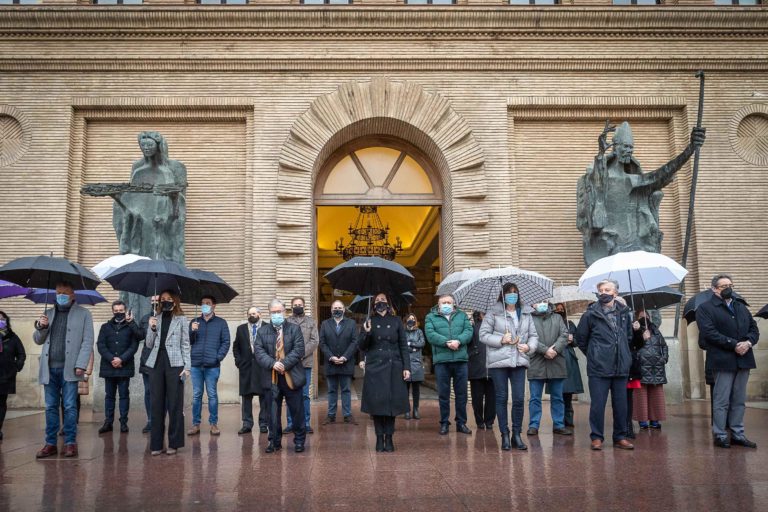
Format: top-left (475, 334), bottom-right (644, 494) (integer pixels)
top-left (319, 316), bottom-right (358, 376)
top-left (144, 314), bottom-right (192, 371)
top-left (253, 321), bottom-right (305, 390)
top-left (232, 321), bottom-right (264, 396)
top-left (33, 304), bottom-right (94, 385)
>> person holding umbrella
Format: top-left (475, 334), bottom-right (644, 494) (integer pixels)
top-left (553, 303), bottom-right (583, 428)
top-left (359, 293), bottom-right (410, 452)
top-left (145, 290), bottom-right (191, 456)
top-left (479, 283), bottom-right (538, 451)
top-left (631, 309), bottom-right (668, 432)
top-left (0, 311), bottom-right (26, 442)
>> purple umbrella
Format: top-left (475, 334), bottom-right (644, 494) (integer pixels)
top-left (25, 288), bottom-right (107, 306)
top-left (0, 279), bottom-right (29, 300)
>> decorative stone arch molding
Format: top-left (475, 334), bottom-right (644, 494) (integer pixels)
top-left (275, 77), bottom-right (490, 297)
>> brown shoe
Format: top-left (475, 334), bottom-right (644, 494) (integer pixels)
top-left (187, 425), bottom-right (200, 436)
top-left (614, 439), bottom-right (635, 450)
top-left (36, 444), bottom-right (58, 458)
top-left (590, 439), bottom-right (603, 451)
top-left (210, 425), bottom-right (220, 436)
top-left (63, 444), bottom-right (78, 458)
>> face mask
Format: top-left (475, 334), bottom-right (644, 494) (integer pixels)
top-left (292, 306), bottom-right (304, 317)
top-left (374, 302), bottom-right (388, 313)
top-left (598, 293), bottom-right (614, 304)
top-left (0, 319), bottom-right (7, 330)
top-left (113, 313), bottom-right (126, 323)
top-left (56, 294), bottom-right (71, 306)
top-left (720, 287), bottom-right (733, 300)
top-left (201, 304), bottom-right (213, 316)
top-left (161, 300), bottom-right (174, 312)
top-left (440, 304), bottom-right (454, 315)
top-left (248, 316), bottom-right (260, 324)
top-left (332, 309), bottom-right (344, 319)
top-left (271, 313), bottom-right (285, 327)
top-left (504, 293), bottom-right (518, 306)
top-left (406, 320), bottom-right (416, 328)
top-left (535, 304), bottom-right (549, 314)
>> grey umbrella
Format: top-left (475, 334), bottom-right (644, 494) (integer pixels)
top-left (453, 267), bottom-right (554, 313)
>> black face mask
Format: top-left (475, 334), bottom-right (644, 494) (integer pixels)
top-left (374, 302), bottom-right (388, 313)
top-left (406, 320), bottom-right (416, 328)
top-left (332, 309), bottom-right (344, 319)
top-left (720, 287), bottom-right (734, 300)
top-left (161, 300), bottom-right (174, 312)
top-left (292, 306), bottom-right (304, 317)
top-left (113, 313), bottom-right (126, 323)
top-left (598, 293), bottom-right (614, 304)
top-left (248, 316), bottom-right (259, 324)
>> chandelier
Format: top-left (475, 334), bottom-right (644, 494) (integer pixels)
top-left (335, 206), bottom-right (403, 261)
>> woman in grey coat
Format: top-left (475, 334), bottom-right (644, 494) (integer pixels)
top-left (403, 313), bottom-right (425, 420)
top-left (479, 283), bottom-right (539, 451)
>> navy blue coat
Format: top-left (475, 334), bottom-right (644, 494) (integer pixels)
top-left (189, 314), bottom-right (231, 368)
top-left (96, 319), bottom-right (141, 378)
top-left (575, 302), bottom-right (633, 378)
top-left (697, 294), bottom-right (759, 372)
top-left (253, 322), bottom-right (306, 390)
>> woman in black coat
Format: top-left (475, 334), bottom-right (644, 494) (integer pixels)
top-left (359, 293), bottom-right (410, 453)
top-left (0, 311), bottom-right (26, 441)
top-left (468, 311), bottom-right (495, 429)
top-left (632, 310), bottom-right (668, 430)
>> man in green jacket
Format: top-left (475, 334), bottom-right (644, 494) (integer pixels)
top-left (425, 294), bottom-right (474, 435)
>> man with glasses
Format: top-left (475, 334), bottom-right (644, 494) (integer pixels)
top-left (697, 274), bottom-right (759, 449)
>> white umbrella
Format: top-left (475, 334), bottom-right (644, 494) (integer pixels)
top-left (453, 266), bottom-right (554, 313)
top-left (91, 254), bottom-right (150, 279)
top-left (436, 268), bottom-right (484, 296)
top-left (550, 285), bottom-right (596, 316)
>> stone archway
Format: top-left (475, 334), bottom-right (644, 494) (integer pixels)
top-left (274, 77), bottom-right (490, 302)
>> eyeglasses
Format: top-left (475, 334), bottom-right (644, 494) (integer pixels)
top-left (715, 284), bottom-right (733, 290)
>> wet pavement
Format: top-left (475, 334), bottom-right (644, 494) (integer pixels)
top-left (0, 400), bottom-right (766, 512)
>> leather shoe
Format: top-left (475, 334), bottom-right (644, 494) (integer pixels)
top-left (294, 444), bottom-right (305, 453)
top-left (344, 415), bottom-right (357, 425)
top-left (591, 439), bottom-right (603, 451)
top-left (120, 422), bottom-right (129, 433)
top-left (98, 422), bottom-right (113, 435)
top-left (210, 425), bottom-right (221, 436)
top-left (439, 424), bottom-right (449, 435)
top-left (375, 434), bottom-right (385, 452)
top-left (476, 423), bottom-right (486, 430)
top-left (512, 432), bottom-right (527, 451)
top-left (322, 416), bottom-right (335, 425)
top-left (714, 437), bottom-right (731, 449)
top-left (265, 442), bottom-right (282, 453)
top-left (238, 426), bottom-right (252, 435)
top-left (404, 411), bottom-right (411, 420)
top-left (36, 444), bottom-right (58, 458)
top-left (412, 408), bottom-right (420, 420)
top-left (501, 433), bottom-right (511, 451)
top-left (485, 422), bottom-right (494, 430)
top-left (283, 426), bottom-right (293, 434)
top-left (259, 425), bottom-right (268, 434)
top-left (142, 423), bottom-right (152, 434)
top-left (456, 424), bottom-right (472, 435)
top-left (527, 427), bottom-right (538, 436)
top-left (614, 439), bottom-right (635, 450)
top-left (187, 425), bottom-right (200, 436)
top-left (63, 444), bottom-right (78, 458)
top-left (383, 434), bottom-right (395, 452)
top-left (731, 437), bottom-right (757, 448)
top-left (553, 427), bottom-right (573, 436)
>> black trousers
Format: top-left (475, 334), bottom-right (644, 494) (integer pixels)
top-left (372, 415), bottom-right (396, 435)
top-left (563, 393), bottom-right (575, 426)
top-left (149, 350), bottom-right (185, 452)
top-left (470, 378), bottom-right (496, 427)
top-left (258, 395), bottom-right (269, 428)
top-left (241, 393), bottom-right (263, 428)
top-left (0, 393), bottom-right (7, 431)
top-left (626, 389), bottom-right (635, 433)
top-left (269, 375), bottom-right (306, 446)
top-left (406, 381), bottom-right (420, 410)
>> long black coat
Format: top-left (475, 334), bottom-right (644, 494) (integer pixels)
top-left (358, 312), bottom-right (410, 417)
top-left (138, 313), bottom-right (151, 375)
top-left (0, 331), bottom-right (26, 395)
top-left (319, 317), bottom-right (358, 376)
top-left (697, 294), bottom-right (759, 372)
top-left (467, 321), bottom-right (489, 380)
top-left (634, 321), bottom-right (668, 385)
top-left (96, 319), bottom-right (141, 379)
top-left (253, 322), bottom-right (306, 390)
top-left (232, 322), bottom-right (264, 396)
top-left (576, 302), bottom-right (633, 378)
top-left (562, 321), bottom-right (584, 394)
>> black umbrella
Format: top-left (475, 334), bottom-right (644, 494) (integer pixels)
top-left (179, 269), bottom-right (239, 306)
top-left (324, 257), bottom-right (415, 296)
top-left (348, 291), bottom-right (415, 315)
top-left (683, 289), bottom-right (748, 324)
top-left (620, 286), bottom-right (684, 311)
top-left (756, 304), bottom-right (768, 320)
top-left (105, 259), bottom-right (199, 298)
top-left (0, 255), bottom-right (100, 291)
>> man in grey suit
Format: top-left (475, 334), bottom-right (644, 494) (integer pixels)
top-left (33, 281), bottom-right (94, 458)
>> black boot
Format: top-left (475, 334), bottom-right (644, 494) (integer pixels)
top-left (501, 433), bottom-right (511, 451)
top-left (512, 432), bottom-right (528, 451)
top-left (375, 434), bottom-right (385, 452)
top-left (98, 421), bottom-right (113, 435)
top-left (120, 421), bottom-right (129, 433)
top-left (404, 411), bottom-right (411, 420)
top-left (413, 407), bottom-right (420, 420)
top-left (384, 434), bottom-right (395, 452)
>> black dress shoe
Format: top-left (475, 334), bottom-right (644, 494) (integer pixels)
top-left (404, 411), bottom-right (411, 420)
top-left (384, 435), bottom-right (395, 452)
top-left (412, 408), bottom-right (420, 420)
top-left (98, 422), bottom-right (113, 435)
top-left (294, 444), bottom-right (305, 453)
top-left (120, 422), bottom-right (129, 433)
top-left (321, 416), bottom-right (335, 425)
top-left (142, 423), bottom-right (152, 434)
top-left (439, 424), bottom-right (449, 435)
top-left (501, 433), bottom-right (511, 451)
top-left (476, 423), bottom-right (486, 430)
top-left (485, 423), bottom-right (494, 430)
top-left (344, 415), bottom-right (358, 425)
top-left (238, 426), bottom-right (253, 435)
top-left (375, 434), bottom-right (385, 452)
top-left (283, 426), bottom-right (293, 434)
top-left (731, 437), bottom-right (757, 448)
top-left (714, 437), bottom-right (731, 449)
top-left (512, 432), bottom-right (528, 451)
top-left (553, 427), bottom-right (573, 436)
top-left (265, 442), bottom-right (282, 453)
top-left (259, 425), bottom-right (268, 434)
top-left (457, 424), bottom-right (472, 435)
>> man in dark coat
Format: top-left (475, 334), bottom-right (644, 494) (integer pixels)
top-left (697, 274), bottom-right (759, 449)
top-left (254, 299), bottom-right (306, 453)
top-left (576, 279), bottom-right (637, 451)
top-left (232, 306), bottom-right (265, 435)
top-left (96, 300), bottom-right (141, 434)
top-left (319, 300), bottom-right (358, 425)
top-left (468, 311), bottom-right (495, 430)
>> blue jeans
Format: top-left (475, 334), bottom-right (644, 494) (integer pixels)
top-left (142, 372), bottom-right (152, 426)
top-left (44, 368), bottom-right (79, 445)
top-left (528, 378), bottom-right (565, 430)
top-left (191, 366), bottom-right (221, 426)
top-left (489, 367), bottom-right (527, 434)
top-left (104, 377), bottom-right (130, 424)
top-left (326, 374), bottom-right (352, 418)
top-left (435, 362), bottom-right (469, 426)
top-left (286, 367), bottom-right (312, 429)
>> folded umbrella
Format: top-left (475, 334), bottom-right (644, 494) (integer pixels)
top-left (453, 267), bottom-right (554, 313)
top-left (0, 254), bottom-right (101, 291)
top-left (25, 288), bottom-right (107, 306)
top-left (683, 289), bottom-right (748, 324)
top-left (105, 258), bottom-right (199, 298)
top-left (436, 268), bottom-right (484, 296)
top-left (324, 256), bottom-right (415, 297)
top-left (92, 254), bottom-right (150, 279)
top-left (0, 279), bottom-right (29, 300)
top-left (179, 269), bottom-right (239, 306)
top-left (620, 286), bottom-right (683, 311)
top-left (348, 291), bottom-right (415, 315)
top-left (756, 304), bottom-right (768, 320)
